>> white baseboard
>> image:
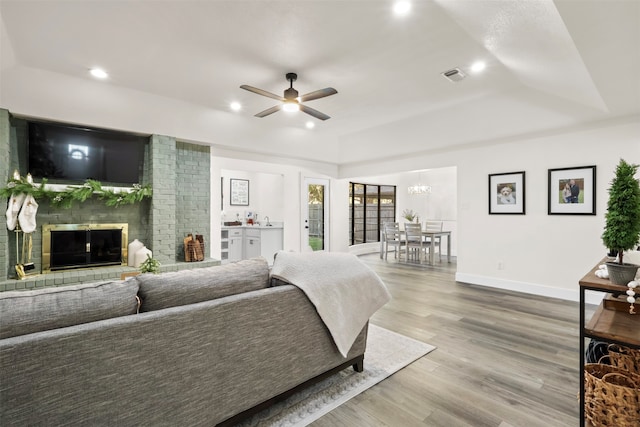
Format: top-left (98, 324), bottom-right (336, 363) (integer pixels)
top-left (454, 272), bottom-right (604, 305)
top-left (349, 243), bottom-right (381, 256)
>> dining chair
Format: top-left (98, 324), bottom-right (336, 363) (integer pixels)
top-left (423, 220), bottom-right (443, 261)
top-left (382, 222), bottom-right (404, 260)
top-left (404, 223), bottom-right (427, 262)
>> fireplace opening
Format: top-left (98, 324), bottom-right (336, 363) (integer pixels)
top-left (42, 223), bottom-right (128, 273)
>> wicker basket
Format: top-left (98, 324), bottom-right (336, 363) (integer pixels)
top-left (584, 362), bottom-right (640, 426)
top-left (184, 234), bottom-right (205, 262)
top-left (609, 345), bottom-right (640, 375)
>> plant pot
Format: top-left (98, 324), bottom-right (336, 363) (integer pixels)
top-left (606, 262), bottom-right (639, 285)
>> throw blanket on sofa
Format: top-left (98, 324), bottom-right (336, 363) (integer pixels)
top-left (271, 251), bottom-right (391, 357)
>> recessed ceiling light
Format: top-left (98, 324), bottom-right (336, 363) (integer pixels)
top-left (470, 61), bottom-right (486, 73)
top-left (306, 121), bottom-right (315, 129)
top-left (89, 68), bottom-right (108, 79)
top-left (393, 1), bottom-right (412, 15)
top-left (230, 102), bottom-right (242, 112)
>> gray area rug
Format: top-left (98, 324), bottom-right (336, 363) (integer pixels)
top-left (237, 324), bottom-right (436, 426)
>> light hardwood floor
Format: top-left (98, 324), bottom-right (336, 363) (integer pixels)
top-left (311, 254), bottom-right (586, 427)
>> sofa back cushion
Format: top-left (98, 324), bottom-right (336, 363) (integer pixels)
top-left (136, 257), bottom-right (270, 312)
top-left (0, 280), bottom-right (140, 339)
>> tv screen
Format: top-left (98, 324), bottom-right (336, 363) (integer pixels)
top-left (28, 121), bottom-right (147, 185)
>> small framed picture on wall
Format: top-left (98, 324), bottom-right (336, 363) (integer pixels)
top-left (230, 178), bottom-right (249, 206)
top-left (488, 171), bottom-right (526, 214)
top-left (548, 165), bottom-right (596, 215)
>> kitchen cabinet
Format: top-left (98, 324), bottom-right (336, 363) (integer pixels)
top-left (221, 225), bottom-right (283, 264)
top-left (259, 227), bottom-right (284, 265)
top-left (227, 228), bottom-right (244, 262)
top-left (244, 229), bottom-right (261, 259)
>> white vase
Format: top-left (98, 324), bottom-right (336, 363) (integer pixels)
top-left (128, 239), bottom-right (144, 266)
top-left (134, 246), bottom-right (152, 268)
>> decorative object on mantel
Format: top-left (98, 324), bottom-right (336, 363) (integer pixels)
top-left (602, 159), bottom-right (640, 285)
top-left (0, 175), bottom-right (152, 209)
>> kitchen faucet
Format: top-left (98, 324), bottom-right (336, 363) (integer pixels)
top-left (264, 216), bottom-right (272, 226)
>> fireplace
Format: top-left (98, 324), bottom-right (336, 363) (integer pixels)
top-left (42, 223), bottom-right (128, 273)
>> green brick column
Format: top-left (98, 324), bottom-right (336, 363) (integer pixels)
top-left (0, 109), bottom-right (9, 280)
top-left (175, 142), bottom-right (210, 261)
top-left (149, 135), bottom-right (177, 264)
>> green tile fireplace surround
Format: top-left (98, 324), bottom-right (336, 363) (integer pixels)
top-left (0, 109), bottom-right (214, 289)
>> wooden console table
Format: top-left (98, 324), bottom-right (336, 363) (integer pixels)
top-left (578, 259), bottom-right (640, 426)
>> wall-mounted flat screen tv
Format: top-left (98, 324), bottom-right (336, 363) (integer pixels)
top-left (28, 121), bottom-right (147, 186)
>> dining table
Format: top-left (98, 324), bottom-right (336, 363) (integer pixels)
top-left (379, 228), bottom-right (452, 266)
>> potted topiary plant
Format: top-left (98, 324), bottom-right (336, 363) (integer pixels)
top-left (602, 159), bottom-right (640, 285)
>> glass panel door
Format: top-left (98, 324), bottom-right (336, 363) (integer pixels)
top-left (303, 177), bottom-right (329, 251)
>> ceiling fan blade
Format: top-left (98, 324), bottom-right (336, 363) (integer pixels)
top-left (299, 87), bottom-right (338, 103)
top-left (240, 85), bottom-right (285, 102)
top-left (255, 104), bottom-right (282, 118)
top-left (300, 104), bottom-right (330, 121)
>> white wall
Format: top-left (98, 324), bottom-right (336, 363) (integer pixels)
top-left (340, 118), bottom-right (640, 302)
top-left (220, 169), bottom-right (284, 224)
top-left (210, 149), bottom-right (340, 259)
top-left (339, 167), bottom-right (458, 256)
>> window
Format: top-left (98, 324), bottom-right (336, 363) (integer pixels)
top-left (349, 183), bottom-right (396, 246)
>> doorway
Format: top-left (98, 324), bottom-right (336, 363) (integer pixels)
top-left (302, 177), bottom-right (329, 251)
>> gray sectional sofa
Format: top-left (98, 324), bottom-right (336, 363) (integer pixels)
top-left (0, 257), bottom-right (368, 426)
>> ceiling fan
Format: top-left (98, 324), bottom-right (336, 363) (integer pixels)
top-left (240, 73), bottom-right (337, 121)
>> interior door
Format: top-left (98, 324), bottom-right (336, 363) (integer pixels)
top-left (302, 177), bottom-right (329, 251)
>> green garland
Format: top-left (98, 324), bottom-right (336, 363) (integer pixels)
top-left (0, 177), bottom-right (153, 209)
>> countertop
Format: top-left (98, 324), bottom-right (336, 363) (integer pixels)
top-left (221, 223), bottom-right (283, 230)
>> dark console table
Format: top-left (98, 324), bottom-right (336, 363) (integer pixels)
top-left (578, 259), bottom-right (640, 426)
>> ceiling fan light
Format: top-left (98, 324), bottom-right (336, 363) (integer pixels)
top-left (283, 102), bottom-right (299, 113)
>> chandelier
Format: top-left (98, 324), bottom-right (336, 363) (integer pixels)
top-left (407, 184), bottom-right (432, 195)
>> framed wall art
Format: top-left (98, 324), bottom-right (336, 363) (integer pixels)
top-left (230, 178), bottom-right (249, 206)
top-left (548, 165), bottom-right (596, 215)
top-left (488, 171), bottom-right (525, 214)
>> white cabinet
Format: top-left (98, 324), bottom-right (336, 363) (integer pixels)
top-left (244, 231), bottom-right (261, 259)
top-left (227, 228), bottom-right (244, 262)
top-left (259, 228), bottom-right (284, 264)
top-left (221, 226), bottom-right (283, 264)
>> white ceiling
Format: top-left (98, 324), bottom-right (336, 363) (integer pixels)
top-left (0, 0), bottom-right (638, 166)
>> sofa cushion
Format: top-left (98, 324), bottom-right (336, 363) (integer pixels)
top-left (0, 280), bottom-right (140, 339)
top-left (136, 257), bottom-right (270, 312)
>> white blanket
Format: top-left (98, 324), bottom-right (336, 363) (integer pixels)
top-left (271, 251), bottom-right (392, 357)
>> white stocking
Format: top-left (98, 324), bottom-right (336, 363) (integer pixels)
top-left (5, 193), bottom-right (26, 231)
top-left (18, 195), bottom-right (38, 234)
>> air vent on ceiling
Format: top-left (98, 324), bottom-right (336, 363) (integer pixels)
top-left (441, 68), bottom-right (466, 83)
